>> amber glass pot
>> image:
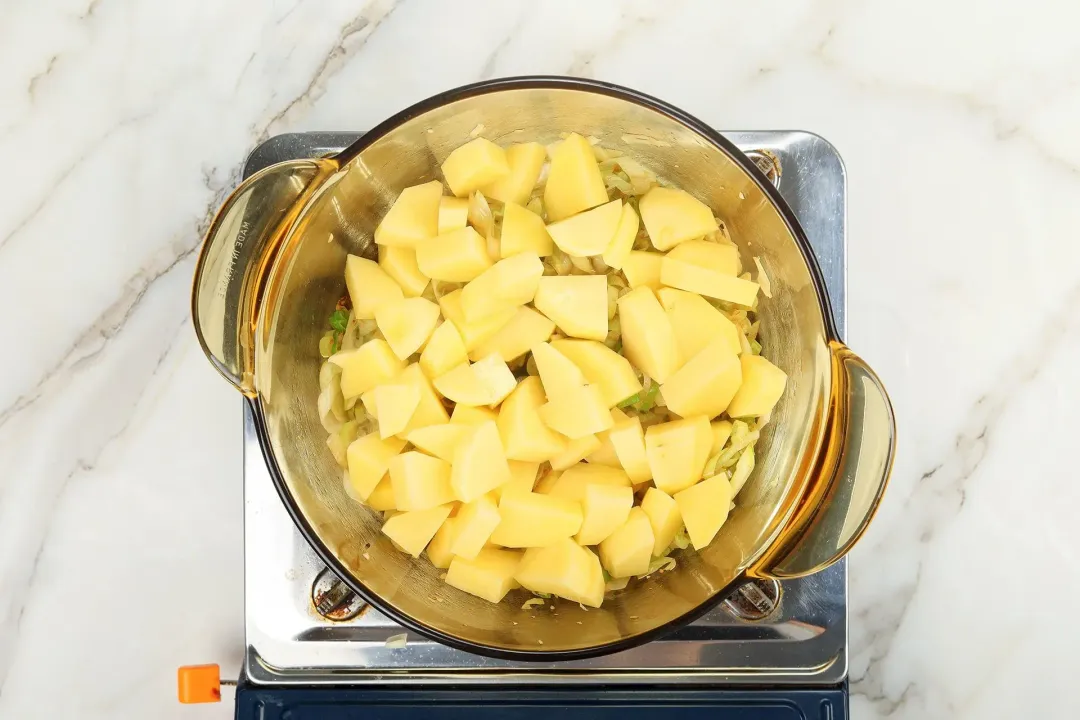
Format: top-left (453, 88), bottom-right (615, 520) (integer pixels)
top-left (192, 77), bottom-right (895, 660)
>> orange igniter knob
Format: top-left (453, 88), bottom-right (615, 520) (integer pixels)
top-left (177, 664), bottom-right (222, 703)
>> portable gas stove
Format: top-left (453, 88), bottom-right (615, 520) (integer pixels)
top-left (227, 130), bottom-right (848, 718)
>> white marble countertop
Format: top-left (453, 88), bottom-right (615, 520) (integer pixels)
top-left (3, 0), bottom-right (1079, 717)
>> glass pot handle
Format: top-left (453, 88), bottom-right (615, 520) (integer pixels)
top-left (191, 159), bottom-right (335, 396)
top-left (753, 342), bottom-right (896, 578)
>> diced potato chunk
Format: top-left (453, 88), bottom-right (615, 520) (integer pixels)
top-left (726, 355), bottom-right (788, 418)
top-left (675, 474), bottom-right (733, 549)
top-left (382, 504), bottom-right (454, 557)
top-left (330, 339), bottom-right (404, 399)
top-left (406, 423), bottom-right (469, 462)
top-left (469, 306), bottom-right (555, 363)
top-left (389, 451), bottom-right (455, 510)
top-left (426, 517), bottom-right (460, 569)
top-left (441, 138), bottom-right (510, 197)
top-left (379, 245), bottom-right (429, 297)
top-left (546, 200), bottom-right (622, 257)
top-left (617, 287), bottom-right (680, 383)
top-left (544, 133), bottom-right (608, 221)
top-left (450, 421), bottom-right (512, 503)
top-left (395, 363), bottom-right (450, 434)
top-left (585, 409), bottom-right (627, 468)
top-left (373, 383), bottom-right (420, 438)
top-left (607, 416), bottom-right (652, 484)
top-left (538, 384), bottom-right (614, 440)
top-left (375, 297), bottom-right (441, 360)
top-left (500, 201), bottom-right (553, 258)
top-left (622, 251), bottom-right (664, 290)
top-left (496, 376), bottom-right (569, 463)
top-left (450, 494), bottom-right (502, 559)
top-left (446, 547), bottom-right (523, 603)
top-left (534, 275), bottom-right (608, 341)
top-left (667, 239), bottom-right (740, 276)
top-left (644, 416), bottom-right (712, 494)
top-left (438, 196), bottom-right (469, 234)
top-left (438, 289), bottom-right (516, 351)
top-left (345, 255), bottom-right (404, 320)
top-left (639, 187), bottom-right (719, 251)
top-left (461, 252), bottom-right (544, 322)
top-left (416, 226), bottom-right (493, 282)
top-left (530, 341), bottom-right (587, 400)
top-left (496, 461), bottom-right (540, 501)
top-left (490, 492), bottom-right (583, 547)
top-left (640, 488), bottom-right (683, 555)
top-left (480, 142), bottom-right (546, 205)
top-left (660, 258), bottom-right (759, 306)
top-left (533, 469), bottom-right (563, 494)
top-left (543, 463), bottom-right (631, 502)
top-left (450, 403), bottom-right (498, 426)
top-left (346, 433), bottom-right (407, 500)
top-left (576, 484), bottom-right (634, 545)
top-left (661, 335), bottom-right (742, 419)
top-left (419, 321), bottom-right (468, 380)
top-left (657, 287), bottom-right (741, 358)
top-left (366, 476), bottom-right (397, 511)
top-left (433, 353), bottom-right (517, 407)
top-left (602, 203), bottom-right (641, 269)
top-left (710, 420), bottom-right (733, 455)
top-left (550, 435), bottom-right (602, 471)
top-left (598, 507), bottom-right (654, 578)
top-left (373, 180), bottom-right (443, 248)
top-left (551, 339), bottom-right (642, 408)
top-left (514, 539), bottom-right (605, 607)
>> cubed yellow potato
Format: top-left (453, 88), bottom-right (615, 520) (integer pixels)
top-left (726, 355), bottom-right (788, 418)
top-left (419, 321), bottom-right (468, 380)
top-left (622, 251), bottom-right (664, 290)
top-left (657, 287), bottom-right (741, 358)
top-left (544, 463), bottom-right (631, 502)
top-left (660, 258), bottom-right (759, 306)
top-left (489, 492), bottom-right (583, 548)
top-left (544, 133), bottom-right (608, 222)
top-left (533, 469), bottom-right (563, 494)
top-left (469, 306), bottom-right (555, 363)
top-left (586, 410), bottom-right (627, 468)
top-left (496, 376), bottom-right (569, 463)
top-left (461, 251), bottom-right (544, 322)
top-left (661, 335), bottom-right (742, 419)
top-left (379, 245), bottom-right (429, 298)
top-left (710, 420), bottom-right (733, 455)
top-left (667, 239), bottom-right (740, 276)
top-left (546, 200), bottom-right (622, 257)
top-left (344, 255), bottom-right (404, 320)
top-left (373, 180), bottom-right (443, 248)
top-left (441, 138), bottom-right (510, 197)
top-left (538, 384), bottom-right (614, 440)
top-left (639, 187), bottom-right (719, 251)
top-left (500, 201), bottom-right (553, 257)
top-left (451, 404), bottom-right (498, 426)
top-left (416, 226), bottom-right (493, 282)
top-left (365, 475), bottom-right (397, 511)
top-left (514, 539), bottom-right (604, 607)
top-left (602, 203), bottom-right (641, 269)
top-left (438, 196), bottom-right (470, 234)
top-left (433, 353), bottom-right (517, 407)
top-left (374, 297), bottom-right (441, 360)
top-left (346, 433), bottom-right (407, 500)
top-left (617, 287), bottom-right (680, 383)
top-left (496, 461), bottom-right (540, 501)
top-left (426, 517), bottom-right (460, 569)
top-left (530, 341), bottom-right (586, 400)
top-left (382, 504), bottom-right (454, 557)
top-left (675, 474), bottom-right (732, 549)
top-left (550, 434), bottom-right (602, 471)
top-left (406, 423), bottom-right (469, 462)
top-left (607, 416), bottom-right (652, 484)
top-left (450, 494), bottom-right (501, 559)
top-left (450, 420), bottom-right (512, 502)
top-left (534, 275), bottom-right (608, 341)
top-left (576, 483), bottom-right (634, 545)
top-left (480, 142), bottom-right (546, 205)
top-left (438, 289), bottom-right (516, 351)
top-left (598, 507), bottom-right (654, 578)
top-left (640, 487), bottom-right (683, 556)
top-left (373, 383), bottom-right (421, 438)
top-left (550, 339), bottom-right (642, 407)
top-left (644, 416), bottom-right (712, 494)
top-left (394, 363), bottom-right (450, 434)
top-left (446, 547), bottom-right (523, 603)
top-left (388, 451), bottom-right (455, 510)
top-left (329, 339), bottom-right (404, 400)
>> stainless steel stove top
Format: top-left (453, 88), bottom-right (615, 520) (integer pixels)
top-left (241, 130), bottom-right (847, 686)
